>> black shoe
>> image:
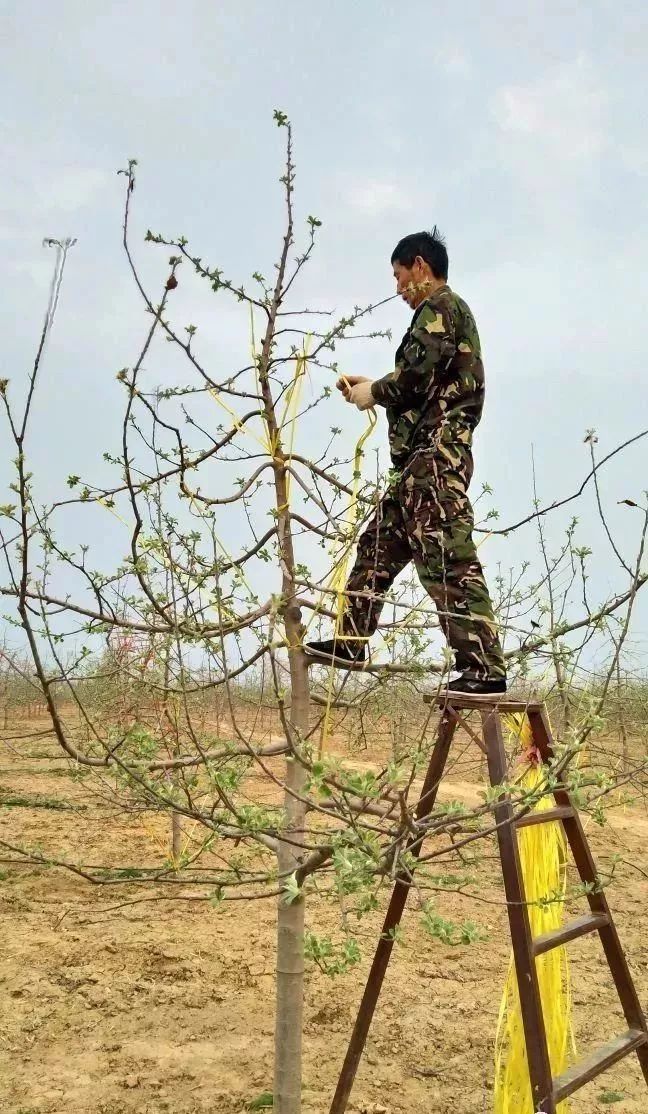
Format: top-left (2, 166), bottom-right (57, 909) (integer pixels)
top-left (303, 638), bottom-right (367, 667)
top-left (445, 675), bottom-right (507, 696)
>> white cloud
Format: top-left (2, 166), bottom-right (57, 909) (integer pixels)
top-left (618, 145), bottom-right (648, 176)
top-left (0, 165), bottom-right (110, 248)
top-left (436, 45), bottom-right (472, 77)
top-left (491, 54), bottom-right (607, 161)
top-left (33, 167), bottom-right (110, 214)
top-left (345, 180), bottom-right (411, 218)
top-left (11, 258), bottom-right (57, 288)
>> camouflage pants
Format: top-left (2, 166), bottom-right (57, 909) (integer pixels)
top-left (343, 432), bottom-right (506, 681)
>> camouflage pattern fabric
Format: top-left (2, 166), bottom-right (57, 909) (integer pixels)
top-left (371, 284), bottom-right (485, 468)
top-left (345, 288), bottom-right (505, 680)
top-left (344, 433), bottom-right (505, 680)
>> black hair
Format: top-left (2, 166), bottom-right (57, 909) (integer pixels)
top-left (391, 227), bottom-right (448, 280)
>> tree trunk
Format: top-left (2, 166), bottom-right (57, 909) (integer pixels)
top-left (270, 447), bottom-right (309, 1112)
top-left (171, 809), bottom-right (182, 862)
top-left (274, 643), bottom-right (309, 1113)
top-left (261, 122), bottom-right (309, 1110)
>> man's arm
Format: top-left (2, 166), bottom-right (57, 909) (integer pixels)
top-left (370, 301), bottom-right (456, 408)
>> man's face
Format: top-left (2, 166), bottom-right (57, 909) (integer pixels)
top-left (392, 257), bottom-right (432, 309)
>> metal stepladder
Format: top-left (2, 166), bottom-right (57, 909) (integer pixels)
top-left (329, 693), bottom-right (648, 1114)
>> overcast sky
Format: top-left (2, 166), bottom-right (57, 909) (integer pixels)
top-left (2, 0), bottom-right (647, 662)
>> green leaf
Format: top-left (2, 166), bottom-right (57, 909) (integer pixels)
top-left (282, 872), bottom-right (302, 904)
top-left (246, 1091), bottom-right (273, 1109)
top-left (598, 1090), bottom-right (625, 1105)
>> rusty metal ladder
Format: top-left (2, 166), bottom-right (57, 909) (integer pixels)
top-left (329, 693), bottom-right (648, 1114)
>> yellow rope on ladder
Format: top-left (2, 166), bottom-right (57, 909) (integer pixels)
top-left (494, 713), bottom-right (576, 1114)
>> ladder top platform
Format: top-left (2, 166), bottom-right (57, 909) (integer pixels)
top-left (424, 692), bottom-right (544, 713)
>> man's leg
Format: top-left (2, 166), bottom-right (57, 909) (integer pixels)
top-left (343, 490), bottom-right (412, 641)
top-left (401, 444), bottom-right (506, 683)
top-left (305, 491), bottom-right (412, 663)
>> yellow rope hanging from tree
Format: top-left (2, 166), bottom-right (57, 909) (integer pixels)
top-left (495, 713), bottom-right (576, 1114)
top-left (316, 401), bottom-right (376, 757)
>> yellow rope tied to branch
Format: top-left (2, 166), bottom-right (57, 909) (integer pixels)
top-left (275, 337), bottom-right (311, 510)
top-left (495, 713), bottom-right (575, 1114)
top-left (315, 399), bottom-right (377, 757)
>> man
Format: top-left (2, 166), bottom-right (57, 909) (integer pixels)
top-left (305, 228), bottom-right (506, 696)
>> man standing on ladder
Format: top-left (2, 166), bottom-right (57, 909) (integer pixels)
top-left (306, 228), bottom-right (507, 696)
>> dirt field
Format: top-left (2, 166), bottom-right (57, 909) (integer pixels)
top-left (1, 715), bottom-right (647, 1114)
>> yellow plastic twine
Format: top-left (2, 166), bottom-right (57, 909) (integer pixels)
top-left (494, 713), bottom-right (575, 1114)
top-left (206, 317), bottom-right (363, 766)
top-left (314, 398), bottom-right (377, 757)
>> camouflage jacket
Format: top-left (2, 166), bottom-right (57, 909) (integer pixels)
top-left (370, 285), bottom-right (485, 468)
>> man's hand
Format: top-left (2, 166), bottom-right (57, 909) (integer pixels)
top-left (336, 375), bottom-right (375, 410)
top-left (349, 381), bottom-right (375, 411)
top-left (336, 374), bottom-right (369, 401)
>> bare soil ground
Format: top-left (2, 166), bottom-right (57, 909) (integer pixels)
top-left (1, 714), bottom-right (647, 1114)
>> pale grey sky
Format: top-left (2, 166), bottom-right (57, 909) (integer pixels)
top-left (2, 0), bottom-right (647, 661)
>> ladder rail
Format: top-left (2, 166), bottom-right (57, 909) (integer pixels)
top-left (329, 712), bottom-right (457, 1114)
top-left (529, 707), bottom-right (648, 1048)
top-left (481, 708), bottom-right (555, 1112)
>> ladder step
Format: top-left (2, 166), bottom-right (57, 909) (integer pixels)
top-left (425, 693), bottom-right (543, 712)
top-left (516, 805), bottom-right (574, 828)
top-left (533, 912), bottom-right (609, 956)
top-left (553, 1028), bottom-right (648, 1103)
